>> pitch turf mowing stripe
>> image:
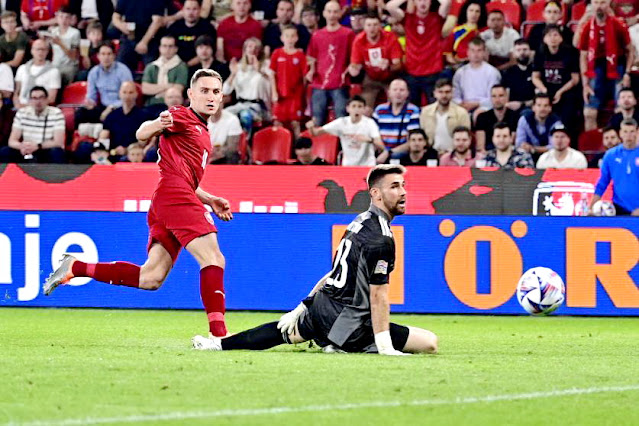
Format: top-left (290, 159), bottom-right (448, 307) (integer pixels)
top-left (13, 384), bottom-right (639, 426)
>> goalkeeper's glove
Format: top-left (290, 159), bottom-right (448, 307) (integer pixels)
top-left (277, 302), bottom-right (307, 335)
top-left (375, 330), bottom-right (410, 356)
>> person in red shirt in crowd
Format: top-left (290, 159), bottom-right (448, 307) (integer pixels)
top-left (613, 0), bottom-right (639, 25)
top-left (577, 0), bottom-right (633, 130)
top-left (348, 12), bottom-right (403, 113)
top-left (444, 0), bottom-right (487, 67)
top-left (217, 0), bottom-right (263, 63)
top-left (270, 25), bottom-right (307, 138)
top-left (44, 69), bottom-right (235, 340)
top-left (386, 0), bottom-right (452, 107)
top-left (21, 0), bottom-right (66, 31)
top-left (306, 0), bottom-right (354, 125)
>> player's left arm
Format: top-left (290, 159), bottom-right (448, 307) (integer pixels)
top-left (195, 187), bottom-right (233, 222)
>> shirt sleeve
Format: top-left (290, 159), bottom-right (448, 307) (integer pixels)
top-left (366, 240), bottom-right (395, 285)
top-left (50, 109), bottom-right (66, 132)
top-left (165, 106), bottom-right (188, 134)
top-left (87, 67), bottom-right (99, 102)
top-left (350, 37), bottom-right (363, 65)
top-left (0, 65), bottom-right (14, 92)
top-left (228, 114), bottom-right (243, 136)
top-left (321, 118), bottom-right (342, 137)
top-left (515, 116), bottom-right (528, 146)
top-left (173, 63), bottom-right (189, 87)
top-left (368, 119), bottom-right (381, 139)
top-left (577, 21), bottom-right (591, 51)
top-left (594, 151), bottom-right (612, 196)
top-left (452, 68), bottom-right (462, 104)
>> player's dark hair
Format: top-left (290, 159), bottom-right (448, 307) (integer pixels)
top-left (435, 78), bottom-right (452, 90)
top-left (620, 118), bottom-right (638, 128)
top-left (190, 68), bottom-right (223, 88)
top-left (367, 164), bottom-right (406, 190)
top-left (347, 95), bottom-right (366, 106)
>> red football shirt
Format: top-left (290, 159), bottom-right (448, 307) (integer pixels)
top-left (22, 0), bottom-right (66, 22)
top-left (614, 0), bottom-right (639, 19)
top-left (404, 11), bottom-right (445, 76)
top-left (307, 26), bottom-right (354, 90)
top-left (217, 16), bottom-right (263, 61)
top-left (577, 18), bottom-right (630, 61)
top-left (269, 48), bottom-right (307, 98)
top-left (351, 30), bottom-right (403, 82)
top-left (157, 105), bottom-right (212, 191)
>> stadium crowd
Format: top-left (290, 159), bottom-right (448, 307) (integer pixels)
top-left (0, 0), bottom-right (637, 168)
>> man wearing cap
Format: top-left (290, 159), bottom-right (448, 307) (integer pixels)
top-left (292, 137), bottom-right (330, 165)
top-left (536, 123), bottom-right (587, 169)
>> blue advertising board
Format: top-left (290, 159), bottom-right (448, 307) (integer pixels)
top-left (0, 212), bottom-right (637, 315)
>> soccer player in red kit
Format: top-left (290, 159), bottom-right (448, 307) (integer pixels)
top-left (43, 69), bottom-right (233, 338)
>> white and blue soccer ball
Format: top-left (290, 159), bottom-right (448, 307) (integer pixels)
top-left (516, 267), bottom-right (565, 316)
top-left (591, 200), bottom-right (616, 217)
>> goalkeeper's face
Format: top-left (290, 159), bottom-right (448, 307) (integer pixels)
top-left (379, 174), bottom-right (407, 217)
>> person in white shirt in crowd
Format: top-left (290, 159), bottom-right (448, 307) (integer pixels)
top-left (420, 78), bottom-right (471, 154)
top-left (306, 95), bottom-right (385, 166)
top-left (48, 7), bottom-right (80, 85)
top-left (536, 123), bottom-right (588, 169)
top-left (13, 39), bottom-right (60, 109)
top-left (208, 102), bottom-right (243, 164)
top-left (480, 10), bottom-right (520, 69)
top-left (452, 37), bottom-right (501, 121)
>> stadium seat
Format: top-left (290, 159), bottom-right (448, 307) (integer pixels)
top-left (487, 0), bottom-right (521, 28)
top-left (578, 129), bottom-right (603, 154)
top-left (526, 1), bottom-right (547, 22)
top-left (61, 81), bottom-right (88, 105)
top-left (252, 126), bottom-right (292, 164)
top-left (300, 130), bottom-right (340, 164)
top-left (520, 21), bottom-right (542, 39)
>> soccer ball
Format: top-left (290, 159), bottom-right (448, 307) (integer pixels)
top-left (591, 200), bottom-right (616, 216)
top-left (516, 267), bottom-right (565, 316)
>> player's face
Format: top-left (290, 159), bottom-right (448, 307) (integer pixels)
top-left (379, 174), bottom-right (407, 216)
top-left (188, 76), bottom-right (223, 118)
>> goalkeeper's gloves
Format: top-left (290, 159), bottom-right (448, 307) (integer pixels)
top-left (375, 330), bottom-right (410, 356)
top-left (277, 302), bottom-right (307, 335)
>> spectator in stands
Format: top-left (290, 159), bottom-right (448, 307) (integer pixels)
top-left (223, 37), bottom-right (272, 132)
top-left (78, 20), bottom-right (104, 81)
top-left (349, 12), bottom-right (403, 111)
top-left (21, 0), bottom-right (65, 31)
top-left (292, 136), bottom-right (330, 165)
top-left (189, 35), bottom-right (230, 83)
top-left (217, 0), bottom-right (264, 63)
top-left (0, 86), bottom-right (65, 163)
top-left (612, 0), bottom-right (639, 26)
top-left (578, 0), bottom-right (633, 131)
top-left (439, 125), bottom-right (477, 166)
top-left (48, 7), bottom-right (81, 85)
top-left (348, 7), bottom-right (367, 35)
top-left (300, 5), bottom-right (318, 35)
top-left (269, 25), bottom-right (306, 138)
top-left (124, 142), bottom-right (144, 163)
top-left (373, 78), bottom-right (420, 162)
top-left (589, 126), bottom-right (620, 168)
top-left (68, 0), bottom-right (114, 33)
top-left (306, 0), bottom-right (354, 126)
top-left (263, 0), bottom-right (310, 56)
top-left (208, 102), bottom-right (243, 164)
top-left (168, 0), bottom-right (216, 68)
top-left (306, 95), bottom-right (385, 166)
top-left (501, 38), bottom-right (534, 112)
top-left (480, 10), bottom-right (519, 70)
top-left (526, 0), bottom-right (573, 54)
top-left (608, 88), bottom-right (639, 129)
top-left (420, 78), bottom-right (470, 153)
top-left (536, 123), bottom-right (588, 169)
top-left (516, 93), bottom-right (561, 155)
top-left (483, 122), bottom-right (535, 169)
top-left (111, 0), bottom-right (172, 72)
top-left (532, 24), bottom-right (580, 134)
top-left (90, 142), bottom-right (111, 164)
top-left (474, 84), bottom-right (518, 153)
top-left (13, 39), bottom-right (60, 109)
top-left (590, 117), bottom-right (639, 215)
top-left (0, 11), bottom-right (28, 70)
top-left (452, 37), bottom-right (501, 120)
top-left (444, 0), bottom-right (486, 66)
top-left (75, 41), bottom-right (133, 124)
top-left (386, 0), bottom-right (451, 107)
top-left (400, 128), bottom-right (439, 166)
top-left (142, 35), bottom-right (189, 106)
top-left (84, 81), bottom-right (149, 163)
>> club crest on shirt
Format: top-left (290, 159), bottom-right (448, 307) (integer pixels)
top-left (374, 260), bottom-right (388, 275)
top-left (293, 57), bottom-right (300, 65)
top-left (204, 212), bottom-right (214, 225)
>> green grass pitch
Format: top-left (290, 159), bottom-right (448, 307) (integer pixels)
top-left (1, 308), bottom-right (638, 426)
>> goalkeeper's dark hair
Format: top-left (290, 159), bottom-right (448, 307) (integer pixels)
top-left (367, 164), bottom-right (407, 190)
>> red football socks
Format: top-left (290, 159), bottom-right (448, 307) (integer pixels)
top-left (71, 261), bottom-right (140, 287)
top-left (200, 265), bottom-right (228, 337)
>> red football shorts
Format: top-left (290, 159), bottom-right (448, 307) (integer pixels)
top-left (273, 94), bottom-right (304, 123)
top-left (147, 186), bottom-right (217, 262)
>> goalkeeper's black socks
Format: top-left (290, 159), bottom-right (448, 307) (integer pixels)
top-left (221, 321), bottom-right (286, 350)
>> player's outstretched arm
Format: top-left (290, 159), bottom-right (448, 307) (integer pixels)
top-left (196, 187), bottom-right (233, 222)
top-left (136, 111), bottom-right (173, 141)
top-left (371, 284), bottom-right (409, 356)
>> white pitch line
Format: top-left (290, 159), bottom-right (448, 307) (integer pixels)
top-left (9, 384), bottom-right (639, 426)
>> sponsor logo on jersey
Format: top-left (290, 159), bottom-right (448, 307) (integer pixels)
top-left (374, 260), bottom-right (388, 275)
top-left (195, 125), bottom-right (203, 135)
